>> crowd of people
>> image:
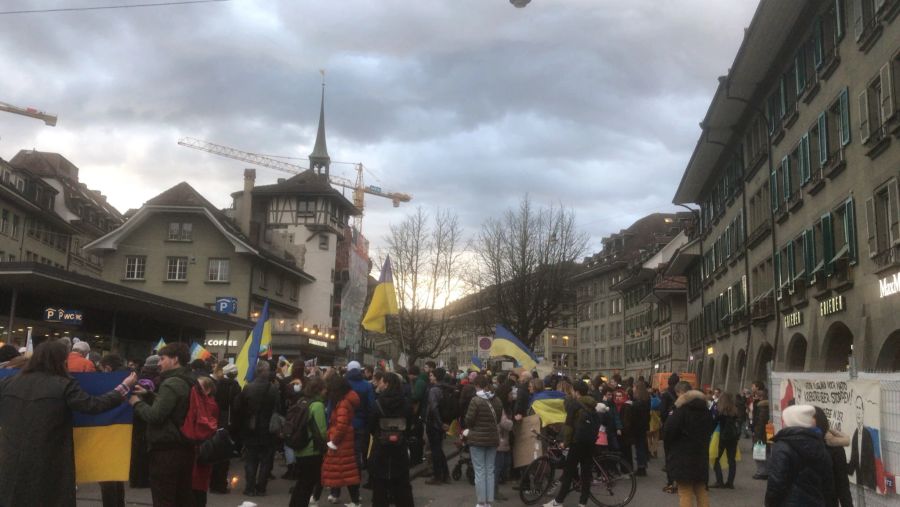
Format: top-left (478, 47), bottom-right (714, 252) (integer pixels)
top-left (0, 338), bottom-right (856, 507)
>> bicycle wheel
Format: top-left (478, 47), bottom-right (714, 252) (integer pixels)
top-left (588, 454), bottom-right (637, 507)
top-left (519, 457), bottom-right (554, 505)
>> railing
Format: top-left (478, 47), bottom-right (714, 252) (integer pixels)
top-left (873, 244), bottom-right (900, 272)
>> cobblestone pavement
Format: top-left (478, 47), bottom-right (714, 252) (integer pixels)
top-left (76, 438), bottom-right (767, 506)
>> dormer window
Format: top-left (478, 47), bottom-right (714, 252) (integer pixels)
top-left (168, 222), bottom-right (193, 241)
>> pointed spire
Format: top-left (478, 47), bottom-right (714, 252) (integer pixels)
top-left (309, 70), bottom-right (330, 176)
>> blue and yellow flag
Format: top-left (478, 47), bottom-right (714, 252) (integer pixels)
top-left (529, 389), bottom-right (567, 426)
top-left (470, 355), bottom-right (483, 372)
top-left (236, 300), bottom-right (272, 387)
top-left (0, 370), bottom-right (133, 483)
top-left (489, 324), bottom-right (538, 370)
top-left (153, 337), bottom-right (166, 353)
top-left (362, 256), bottom-right (399, 334)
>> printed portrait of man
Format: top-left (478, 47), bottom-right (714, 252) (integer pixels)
top-left (848, 395), bottom-right (883, 492)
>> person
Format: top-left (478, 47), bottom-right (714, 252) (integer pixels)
top-left (210, 362), bottom-right (241, 494)
top-left (321, 373), bottom-right (362, 507)
top-left (711, 392), bottom-right (741, 489)
top-left (630, 380), bottom-right (651, 476)
top-left (812, 406), bottom-right (853, 507)
top-left (765, 404), bottom-right (834, 506)
top-left (191, 376), bottom-right (219, 507)
top-left (612, 388), bottom-right (634, 470)
top-left (662, 381), bottom-right (714, 507)
top-left (233, 360), bottom-right (280, 497)
top-left (344, 361), bottom-right (376, 490)
top-left (368, 372), bottom-right (415, 507)
top-left (408, 365), bottom-right (428, 466)
top-left (752, 387), bottom-right (771, 480)
top-left (513, 370), bottom-right (534, 420)
top-left (130, 354), bottom-right (161, 489)
top-left (659, 373), bottom-right (680, 493)
top-left (98, 353), bottom-right (130, 507)
top-left (848, 395), bottom-right (877, 490)
top-left (281, 366), bottom-right (306, 481)
top-left (288, 376), bottom-right (327, 507)
top-left (68, 339), bottom-right (96, 372)
top-left (493, 381), bottom-right (516, 493)
top-left (735, 389), bottom-right (749, 438)
top-left (465, 374), bottom-right (503, 507)
top-left (424, 367), bottom-right (452, 485)
top-left (0, 339), bottom-right (136, 506)
top-left (647, 387), bottom-right (662, 458)
top-left (544, 380), bottom-right (602, 507)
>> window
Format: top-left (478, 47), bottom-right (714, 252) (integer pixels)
top-left (0, 209), bottom-right (7, 235)
top-left (259, 269), bottom-right (268, 290)
top-left (291, 282), bottom-right (299, 301)
top-left (166, 257), bottom-right (188, 281)
top-left (852, 0), bottom-right (879, 43)
top-left (859, 62), bottom-right (895, 146)
top-left (277, 276), bottom-right (284, 296)
top-left (297, 198), bottom-right (315, 217)
top-left (767, 85), bottom-right (784, 134)
top-left (319, 234), bottom-right (329, 250)
top-left (208, 258), bottom-right (229, 282)
top-left (832, 198), bottom-right (858, 264)
top-left (125, 256), bottom-right (147, 280)
top-left (167, 222), bottom-right (193, 241)
top-left (865, 179), bottom-right (900, 256)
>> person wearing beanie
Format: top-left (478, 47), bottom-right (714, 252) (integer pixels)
top-left (340, 361), bottom-right (376, 494)
top-left (765, 404), bottom-right (834, 507)
top-left (67, 340), bottom-right (96, 372)
top-left (658, 372), bottom-right (680, 493)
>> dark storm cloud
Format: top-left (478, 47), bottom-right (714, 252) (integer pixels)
top-left (0, 0), bottom-right (757, 254)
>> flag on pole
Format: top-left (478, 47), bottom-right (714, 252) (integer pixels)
top-left (235, 300), bottom-right (272, 387)
top-left (190, 342), bottom-right (212, 362)
top-left (489, 324), bottom-right (538, 370)
top-left (153, 338), bottom-right (166, 353)
top-left (470, 355), bottom-right (483, 372)
top-left (362, 256), bottom-right (399, 334)
top-left (25, 327), bottom-right (33, 357)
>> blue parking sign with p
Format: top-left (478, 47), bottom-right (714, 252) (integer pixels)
top-left (215, 297), bottom-right (237, 314)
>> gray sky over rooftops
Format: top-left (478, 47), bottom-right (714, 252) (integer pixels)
top-left (0, 0), bottom-right (757, 254)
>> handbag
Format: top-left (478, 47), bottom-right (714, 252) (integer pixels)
top-left (198, 428), bottom-right (234, 465)
top-left (595, 425), bottom-right (608, 446)
top-left (752, 440), bottom-right (766, 461)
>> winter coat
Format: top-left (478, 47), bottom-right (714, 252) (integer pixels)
top-left (559, 395), bottom-right (604, 447)
top-left (67, 351), bottom-right (96, 372)
top-left (630, 398), bottom-right (650, 434)
top-left (458, 384), bottom-right (477, 428)
top-left (296, 396), bottom-right (327, 458)
top-left (322, 390), bottom-right (361, 487)
top-left (132, 366), bottom-right (194, 450)
top-left (765, 426), bottom-right (834, 507)
top-left (514, 381), bottom-right (532, 417)
top-left (716, 414), bottom-right (741, 444)
top-left (753, 400), bottom-right (771, 443)
top-left (425, 383), bottom-right (445, 431)
top-left (0, 371), bottom-right (125, 507)
top-left (662, 390), bottom-right (715, 483)
top-left (234, 376), bottom-right (280, 446)
top-left (658, 387), bottom-right (677, 425)
top-left (412, 372), bottom-right (428, 415)
top-left (346, 369), bottom-right (376, 431)
top-left (824, 430), bottom-right (853, 507)
top-left (368, 387), bottom-right (412, 480)
top-left (214, 375), bottom-right (241, 428)
top-left (192, 402), bottom-right (219, 492)
top-left (464, 393), bottom-right (502, 447)
top-left (616, 402), bottom-right (635, 446)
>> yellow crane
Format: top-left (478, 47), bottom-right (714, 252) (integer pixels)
top-left (177, 137), bottom-right (412, 215)
top-left (0, 101), bottom-right (57, 126)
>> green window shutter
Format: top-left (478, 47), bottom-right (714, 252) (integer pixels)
top-left (782, 156), bottom-right (791, 201)
top-left (818, 112), bottom-right (829, 165)
top-left (770, 167), bottom-right (779, 211)
top-left (804, 229), bottom-right (814, 276)
top-left (823, 213), bottom-right (834, 275)
top-left (835, 0), bottom-right (844, 41)
top-left (779, 78), bottom-right (787, 117)
top-left (845, 198), bottom-right (857, 263)
top-left (787, 242), bottom-right (796, 282)
top-left (774, 251), bottom-right (782, 291)
top-left (840, 88), bottom-right (851, 146)
top-left (814, 17), bottom-right (824, 68)
top-left (796, 52), bottom-right (807, 94)
top-left (800, 134), bottom-right (811, 183)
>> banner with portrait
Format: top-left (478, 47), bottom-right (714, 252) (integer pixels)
top-left (778, 378), bottom-right (886, 494)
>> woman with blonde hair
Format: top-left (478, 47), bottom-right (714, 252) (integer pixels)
top-left (711, 392), bottom-right (741, 489)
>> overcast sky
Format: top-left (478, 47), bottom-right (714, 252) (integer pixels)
top-left (0, 0), bottom-right (758, 255)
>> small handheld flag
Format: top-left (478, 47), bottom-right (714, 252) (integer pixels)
top-left (470, 355), bottom-right (483, 372)
top-left (362, 256), bottom-right (399, 334)
top-left (153, 338), bottom-right (166, 353)
top-left (190, 342), bottom-right (212, 362)
top-left (235, 301), bottom-right (272, 387)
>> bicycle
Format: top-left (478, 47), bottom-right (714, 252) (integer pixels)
top-left (518, 431), bottom-right (637, 507)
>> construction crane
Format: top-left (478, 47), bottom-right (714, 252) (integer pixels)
top-left (0, 101), bottom-right (57, 126)
top-left (177, 137), bottom-right (412, 213)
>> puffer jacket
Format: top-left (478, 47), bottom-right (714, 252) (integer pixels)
top-left (322, 390), bottom-right (361, 487)
top-left (132, 366), bottom-right (194, 450)
top-left (464, 392), bottom-right (502, 447)
top-left (765, 426), bottom-right (834, 507)
top-left (662, 390), bottom-right (714, 483)
top-left (368, 387), bottom-right (412, 480)
top-left (346, 368), bottom-right (376, 431)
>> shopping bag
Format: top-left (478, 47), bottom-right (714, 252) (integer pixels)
top-left (753, 441), bottom-right (766, 461)
top-left (595, 425), bottom-right (608, 446)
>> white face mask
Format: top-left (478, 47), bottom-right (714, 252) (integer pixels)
top-left (293, 384), bottom-right (302, 393)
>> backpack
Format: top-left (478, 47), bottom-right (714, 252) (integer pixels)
top-left (720, 416), bottom-right (741, 442)
top-left (437, 384), bottom-right (460, 424)
top-left (281, 398), bottom-right (324, 452)
top-left (375, 400), bottom-right (407, 446)
top-left (180, 380), bottom-right (218, 443)
top-left (573, 401), bottom-right (602, 445)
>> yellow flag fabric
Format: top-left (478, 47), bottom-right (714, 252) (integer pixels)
top-left (489, 324), bottom-right (538, 371)
top-left (362, 256), bottom-right (399, 334)
top-left (529, 391), bottom-right (567, 426)
top-left (708, 425), bottom-right (742, 467)
top-left (236, 300), bottom-right (272, 388)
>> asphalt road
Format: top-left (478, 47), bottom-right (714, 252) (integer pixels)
top-left (76, 438), bottom-right (767, 506)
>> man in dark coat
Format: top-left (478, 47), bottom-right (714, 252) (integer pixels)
top-left (368, 372), bottom-right (414, 507)
top-left (663, 382), bottom-right (714, 503)
top-left (848, 394), bottom-right (877, 490)
top-left (658, 373), bottom-right (679, 490)
top-left (210, 362), bottom-right (241, 494)
top-left (233, 361), bottom-right (280, 497)
top-left (765, 404), bottom-right (834, 506)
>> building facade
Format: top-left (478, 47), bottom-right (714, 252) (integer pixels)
top-left (672, 0), bottom-right (900, 390)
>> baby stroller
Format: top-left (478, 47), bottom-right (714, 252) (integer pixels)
top-left (451, 435), bottom-right (475, 484)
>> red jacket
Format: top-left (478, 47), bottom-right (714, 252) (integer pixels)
top-left (321, 390), bottom-right (361, 487)
top-left (66, 352), bottom-right (95, 373)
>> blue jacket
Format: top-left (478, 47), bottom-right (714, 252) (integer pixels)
top-left (346, 369), bottom-right (376, 431)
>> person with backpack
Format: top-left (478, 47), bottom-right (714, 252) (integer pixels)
top-left (191, 376), bottom-right (220, 507)
top-left (344, 361), bottom-right (376, 489)
top-left (662, 381), bottom-right (715, 507)
top-left (233, 361), bottom-right (281, 497)
top-left (369, 372), bottom-right (415, 507)
top-left (129, 342), bottom-right (197, 506)
top-left (543, 380), bottom-right (602, 507)
top-left (287, 376), bottom-right (327, 507)
top-left (424, 367), bottom-right (453, 485)
top-left (322, 374), bottom-right (363, 507)
top-left (711, 392), bottom-right (742, 489)
top-left (465, 374), bottom-right (503, 507)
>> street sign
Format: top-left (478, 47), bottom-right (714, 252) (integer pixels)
top-left (477, 336), bottom-right (492, 359)
top-left (215, 297), bottom-right (237, 314)
top-left (43, 307), bottom-right (83, 325)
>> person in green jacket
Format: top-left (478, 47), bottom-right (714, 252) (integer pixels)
top-left (289, 376), bottom-right (328, 507)
top-left (129, 342), bottom-right (195, 507)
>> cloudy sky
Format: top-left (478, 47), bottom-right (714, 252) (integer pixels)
top-left (1, 0), bottom-right (758, 254)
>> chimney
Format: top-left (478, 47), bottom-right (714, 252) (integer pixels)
top-left (239, 169), bottom-right (255, 237)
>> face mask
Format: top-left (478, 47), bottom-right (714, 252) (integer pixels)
top-left (293, 384), bottom-right (302, 393)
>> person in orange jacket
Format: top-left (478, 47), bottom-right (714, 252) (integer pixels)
top-left (67, 340), bottom-right (96, 372)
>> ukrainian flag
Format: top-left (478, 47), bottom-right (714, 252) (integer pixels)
top-left (489, 324), bottom-right (538, 370)
top-left (0, 370), bottom-right (134, 483)
top-left (362, 256), bottom-right (399, 334)
top-left (236, 300), bottom-right (272, 387)
top-left (529, 390), bottom-right (567, 426)
top-left (470, 355), bottom-right (483, 372)
top-left (153, 337), bottom-right (166, 353)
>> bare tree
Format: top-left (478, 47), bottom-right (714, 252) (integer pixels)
top-left (471, 195), bottom-right (588, 350)
top-left (382, 207), bottom-right (468, 366)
